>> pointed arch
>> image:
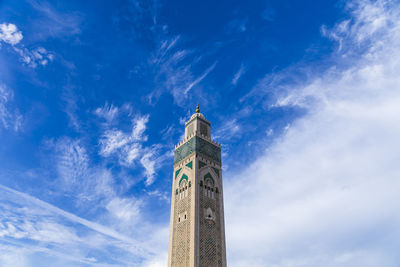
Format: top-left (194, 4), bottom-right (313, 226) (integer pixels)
top-left (179, 174), bottom-right (189, 186)
top-left (204, 172), bottom-right (215, 185)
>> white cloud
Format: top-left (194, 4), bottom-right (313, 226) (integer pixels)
top-left (214, 119), bottom-right (241, 141)
top-left (132, 115), bottom-right (149, 141)
top-left (143, 252), bottom-right (168, 267)
top-left (0, 184), bottom-right (155, 266)
top-left (184, 61), bottom-right (217, 94)
top-left (140, 151), bottom-right (157, 186)
top-left (51, 137), bottom-right (115, 205)
top-left (94, 102), bottom-right (119, 124)
top-left (225, 0), bottom-right (400, 266)
top-left (99, 114), bottom-right (149, 167)
top-left (100, 129), bottom-right (132, 156)
top-left (0, 22), bottom-right (53, 68)
top-left (231, 64), bottom-right (246, 85)
top-left (97, 112), bottom-right (167, 185)
top-left (0, 23), bottom-right (23, 45)
top-left (13, 46), bottom-right (54, 68)
top-left (149, 36), bottom-right (217, 106)
top-left (0, 84), bottom-right (22, 132)
top-left (27, 0), bottom-right (82, 39)
top-left (99, 115), bottom-right (149, 157)
top-left (106, 197), bottom-right (142, 223)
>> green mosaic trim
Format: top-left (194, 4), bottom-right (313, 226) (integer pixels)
top-left (199, 160), bottom-right (207, 169)
top-left (174, 137), bottom-right (196, 164)
top-left (185, 161), bottom-right (193, 169)
top-left (179, 174), bottom-right (188, 186)
top-left (212, 167), bottom-right (220, 177)
top-left (174, 136), bottom-right (221, 164)
top-left (175, 168), bottom-right (182, 179)
top-left (204, 173), bottom-right (215, 185)
top-left (197, 137), bottom-right (221, 163)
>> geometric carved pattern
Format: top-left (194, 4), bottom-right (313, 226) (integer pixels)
top-left (171, 188), bottom-right (192, 266)
top-left (185, 116), bottom-right (210, 127)
top-left (200, 122), bottom-right (208, 136)
top-left (199, 182), bottom-right (223, 266)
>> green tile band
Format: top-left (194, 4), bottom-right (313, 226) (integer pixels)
top-left (174, 136), bottom-right (221, 165)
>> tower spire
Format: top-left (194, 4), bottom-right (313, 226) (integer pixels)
top-left (196, 104), bottom-right (200, 113)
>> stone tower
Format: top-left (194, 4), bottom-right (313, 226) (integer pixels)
top-left (168, 105), bottom-right (227, 267)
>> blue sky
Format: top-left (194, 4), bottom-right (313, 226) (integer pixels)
top-left (1, 0), bottom-right (400, 266)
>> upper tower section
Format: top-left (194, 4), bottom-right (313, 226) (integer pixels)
top-left (174, 105), bottom-right (221, 166)
top-left (184, 104), bottom-right (211, 139)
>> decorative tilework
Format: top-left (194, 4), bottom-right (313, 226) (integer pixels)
top-left (204, 173), bottom-right (215, 185)
top-left (212, 167), bottom-right (220, 177)
top-left (199, 160), bottom-right (207, 169)
top-left (197, 137), bottom-right (221, 163)
top-left (185, 161), bottom-right (193, 169)
top-left (174, 136), bottom-right (221, 165)
top-left (174, 137), bottom-right (196, 164)
top-left (175, 168), bottom-right (182, 179)
top-left (179, 174), bottom-right (188, 186)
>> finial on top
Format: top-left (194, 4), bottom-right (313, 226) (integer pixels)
top-left (196, 104), bottom-right (200, 113)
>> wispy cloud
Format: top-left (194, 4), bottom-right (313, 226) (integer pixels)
top-left (97, 108), bottom-right (168, 185)
top-left (0, 84), bottom-right (22, 132)
top-left (99, 114), bottom-right (149, 163)
top-left (50, 137), bottom-right (115, 205)
top-left (0, 184), bottom-right (154, 265)
top-left (27, 0), bottom-right (82, 39)
top-left (106, 197), bottom-right (142, 223)
top-left (150, 36), bottom-right (217, 106)
top-left (61, 85), bottom-right (81, 131)
top-left (214, 119), bottom-right (241, 141)
top-left (231, 63), bottom-right (246, 85)
top-left (184, 61), bottom-right (217, 94)
top-left (94, 102), bottom-right (119, 125)
top-left (225, 0), bottom-right (400, 266)
top-left (0, 22), bottom-right (54, 68)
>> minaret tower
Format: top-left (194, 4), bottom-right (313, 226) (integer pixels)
top-left (168, 105), bottom-right (227, 267)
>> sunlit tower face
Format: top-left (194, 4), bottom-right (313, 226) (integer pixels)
top-left (168, 106), bottom-right (226, 267)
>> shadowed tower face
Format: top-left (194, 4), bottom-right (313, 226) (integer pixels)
top-left (168, 105), bottom-right (227, 267)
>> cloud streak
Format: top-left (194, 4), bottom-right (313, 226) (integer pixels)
top-left (0, 84), bottom-right (22, 132)
top-left (0, 184), bottom-right (149, 252)
top-left (225, 0), bottom-right (400, 266)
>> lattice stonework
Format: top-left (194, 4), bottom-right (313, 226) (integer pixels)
top-left (199, 184), bottom-right (223, 266)
top-left (171, 188), bottom-right (192, 266)
top-left (168, 111), bottom-right (226, 267)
